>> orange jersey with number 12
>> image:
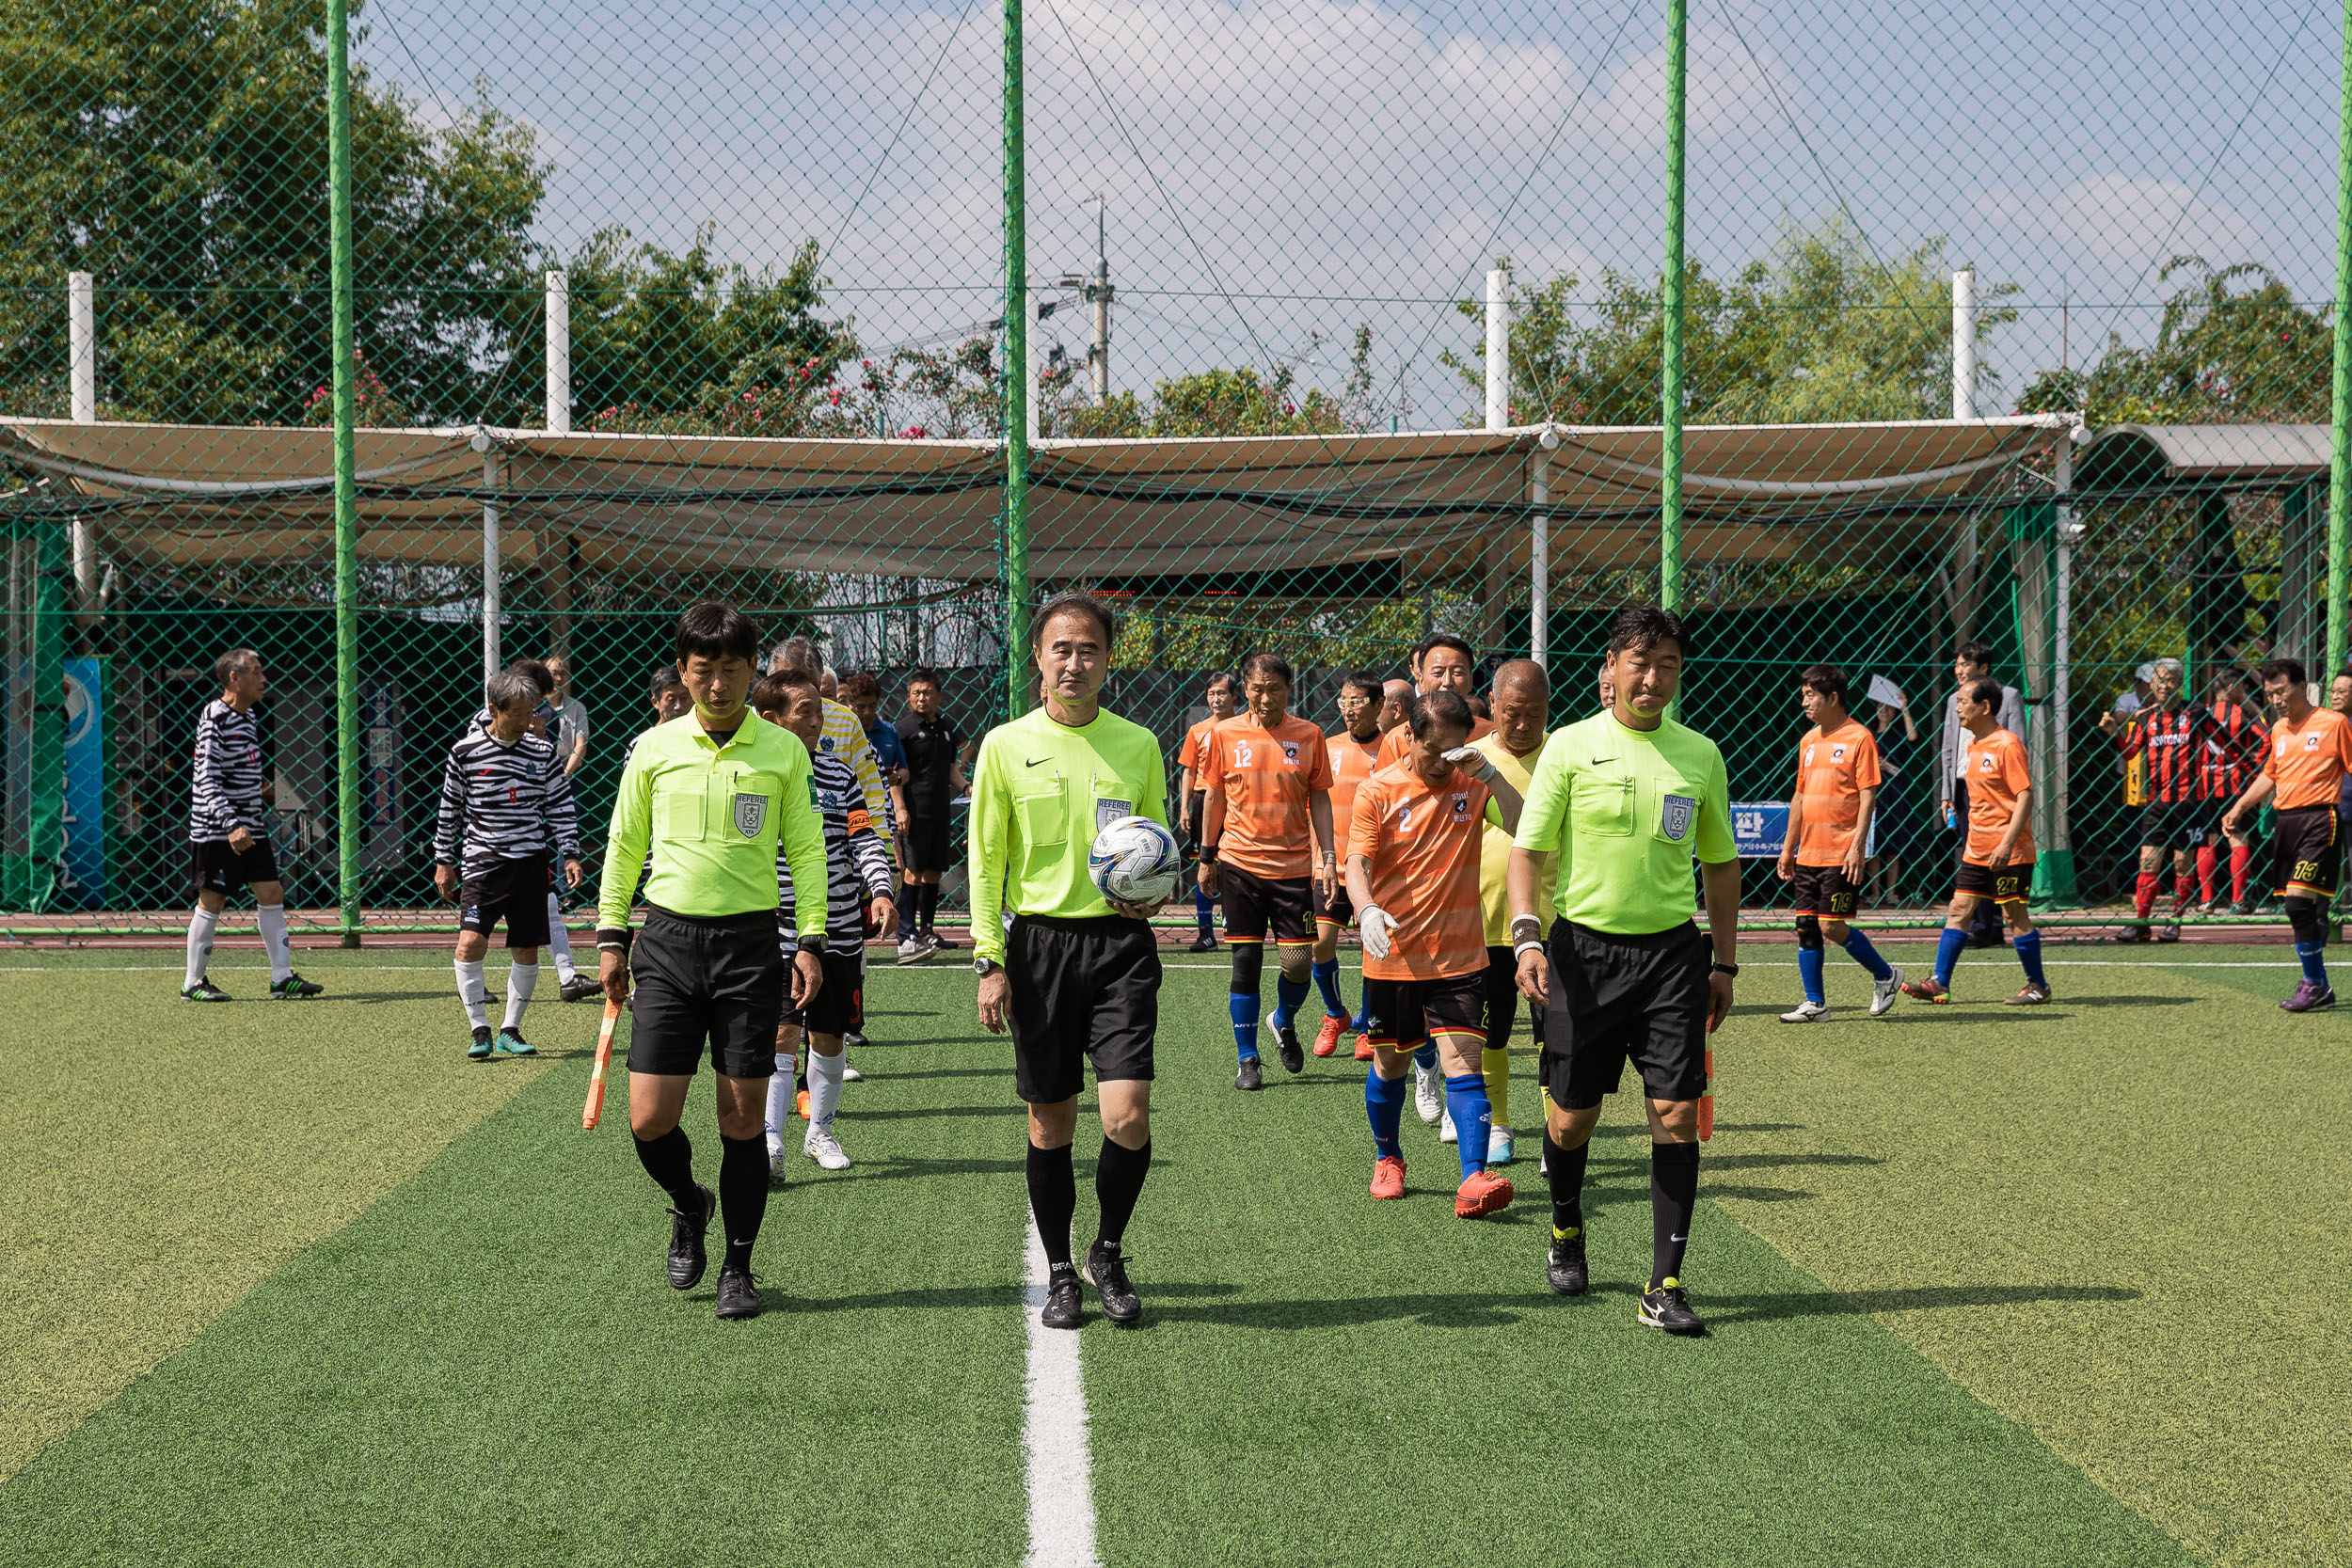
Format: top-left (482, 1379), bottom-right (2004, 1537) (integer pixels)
top-left (1208, 714), bottom-right (1334, 879)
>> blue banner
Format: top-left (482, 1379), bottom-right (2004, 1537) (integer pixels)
top-left (1730, 800), bottom-right (1788, 859)
top-left (62, 657), bottom-right (103, 903)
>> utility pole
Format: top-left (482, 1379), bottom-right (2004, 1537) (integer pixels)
top-left (1059, 195), bottom-right (1113, 404)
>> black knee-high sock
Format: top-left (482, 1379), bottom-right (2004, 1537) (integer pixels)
top-left (1650, 1140), bottom-right (1700, 1288)
top-left (633, 1126), bottom-right (698, 1208)
top-left (718, 1133), bottom-right (769, 1271)
top-left (1026, 1141), bottom-right (1077, 1271)
top-left (1543, 1129), bottom-right (1588, 1235)
top-left (1094, 1137), bottom-right (1152, 1251)
top-left (918, 882), bottom-right (941, 932)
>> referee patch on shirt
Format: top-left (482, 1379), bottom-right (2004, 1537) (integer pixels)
top-left (1660, 793), bottom-right (1696, 841)
top-left (732, 790), bottom-right (769, 838)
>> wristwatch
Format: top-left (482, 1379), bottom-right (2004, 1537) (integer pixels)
top-left (974, 957), bottom-right (1000, 978)
top-left (1710, 960), bottom-right (1740, 978)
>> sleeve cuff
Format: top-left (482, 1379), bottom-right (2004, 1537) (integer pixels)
top-left (596, 927), bottom-right (632, 954)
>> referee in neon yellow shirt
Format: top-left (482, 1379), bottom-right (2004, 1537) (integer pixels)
top-left (971, 593), bottom-right (1170, 1331)
top-left (598, 602), bottom-right (829, 1322)
top-left (1507, 603), bottom-right (1740, 1337)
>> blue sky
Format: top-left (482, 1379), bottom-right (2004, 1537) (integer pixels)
top-left (360, 0), bottom-right (2338, 421)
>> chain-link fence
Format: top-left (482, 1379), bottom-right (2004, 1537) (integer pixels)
top-left (0, 0), bottom-right (2344, 935)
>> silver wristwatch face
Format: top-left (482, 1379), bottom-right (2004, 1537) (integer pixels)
top-left (974, 958), bottom-right (997, 977)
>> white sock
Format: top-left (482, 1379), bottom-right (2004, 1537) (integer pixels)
top-left (256, 904), bottom-right (293, 984)
top-left (183, 907), bottom-right (219, 990)
top-left (455, 958), bottom-right (488, 1029)
top-left (766, 1054), bottom-right (793, 1150)
top-left (808, 1046), bottom-right (845, 1129)
top-left (546, 893), bottom-right (576, 983)
top-left (502, 961), bottom-right (538, 1031)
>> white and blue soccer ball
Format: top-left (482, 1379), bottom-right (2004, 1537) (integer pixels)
top-left (1089, 815), bottom-right (1182, 907)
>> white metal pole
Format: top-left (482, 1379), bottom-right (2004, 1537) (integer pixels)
top-left (1529, 441), bottom-right (1551, 665)
top-left (481, 446), bottom-right (501, 681)
top-left (2053, 425), bottom-right (2078, 860)
top-left (1025, 290), bottom-right (1041, 443)
top-left (1951, 269), bottom-right (1977, 420)
top-left (69, 271), bottom-right (96, 615)
top-left (545, 270), bottom-right (570, 435)
top-left (1486, 269), bottom-right (1510, 430)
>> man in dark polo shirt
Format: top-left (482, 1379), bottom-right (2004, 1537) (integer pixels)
top-left (895, 667), bottom-right (974, 960)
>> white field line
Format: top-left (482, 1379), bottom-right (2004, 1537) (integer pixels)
top-left (1022, 1208), bottom-right (1100, 1568)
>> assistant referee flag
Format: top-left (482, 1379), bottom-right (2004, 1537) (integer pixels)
top-left (1514, 709), bottom-right (1735, 934)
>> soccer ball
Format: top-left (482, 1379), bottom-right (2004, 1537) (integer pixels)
top-left (1089, 815), bottom-right (1182, 908)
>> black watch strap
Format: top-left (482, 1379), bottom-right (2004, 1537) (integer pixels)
top-left (1710, 960), bottom-right (1740, 978)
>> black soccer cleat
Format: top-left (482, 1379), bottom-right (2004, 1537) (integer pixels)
top-left (1274, 1020), bottom-right (1305, 1074)
top-left (1547, 1229), bottom-right (1589, 1296)
top-left (1041, 1267), bottom-right (1084, 1330)
top-left (1186, 934), bottom-right (1219, 954)
top-left (666, 1182), bottom-right (717, 1291)
top-left (1637, 1278), bottom-right (1708, 1336)
top-left (268, 974), bottom-right (325, 1000)
top-left (181, 976), bottom-right (232, 1003)
top-left (1084, 1241), bottom-right (1141, 1326)
top-left (714, 1262), bottom-right (761, 1320)
top-left (558, 974), bottom-right (600, 1004)
top-left (1234, 1055), bottom-right (1264, 1091)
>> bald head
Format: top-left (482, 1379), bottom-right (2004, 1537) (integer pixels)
top-left (1378, 678), bottom-right (1413, 734)
top-left (1491, 659), bottom-right (1548, 699)
top-left (1488, 660), bottom-right (1549, 754)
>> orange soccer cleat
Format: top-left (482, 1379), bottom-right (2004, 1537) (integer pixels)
top-left (1454, 1169), bottom-right (1515, 1219)
top-left (1312, 1016), bottom-right (1344, 1057)
top-left (1353, 1033), bottom-right (1374, 1061)
top-left (1369, 1155), bottom-right (1406, 1200)
top-left (795, 1087), bottom-right (812, 1120)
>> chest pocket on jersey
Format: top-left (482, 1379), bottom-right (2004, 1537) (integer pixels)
top-left (658, 779), bottom-right (707, 840)
top-left (708, 769), bottom-right (783, 849)
top-left (1014, 772), bottom-right (1069, 879)
top-left (1643, 769), bottom-right (1706, 846)
top-left (1574, 769), bottom-right (1634, 837)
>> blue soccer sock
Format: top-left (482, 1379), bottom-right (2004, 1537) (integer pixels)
top-left (1365, 1069), bottom-right (1406, 1160)
top-left (1412, 1041), bottom-right (1438, 1072)
top-left (1841, 927), bottom-right (1894, 981)
top-left (1272, 971), bottom-right (1310, 1029)
top-left (1444, 1074), bottom-right (1491, 1180)
top-left (1312, 958), bottom-right (1347, 1018)
top-left (1933, 926), bottom-right (1968, 987)
top-left (1796, 946), bottom-right (1826, 1005)
top-left (1193, 885), bottom-right (1216, 936)
top-left (1228, 992), bottom-right (1260, 1061)
top-left (1350, 997), bottom-right (1370, 1032)
top-left (2297, 942), bottom-right (2330, 987)
top-left (2012, 930), bottom-right (2047, 988)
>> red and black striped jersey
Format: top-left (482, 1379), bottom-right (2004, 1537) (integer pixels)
top-left (2117, 703), bottom-right (2205, 803)
top-left (2198, 699), bottom-right (2267, 804)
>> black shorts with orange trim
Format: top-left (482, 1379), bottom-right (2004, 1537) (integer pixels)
top-left (1219, 864), bottom-right (1312, 946)
top-left (1953, 860), bottom-right (2028, 905)
top-left (2271, 804), bottom-right (2341, 898)
top-left (1361, 969), bottom-right (1486, 1051)
top-left (1315, 878), bottom-right (1355, 927)
top-left (1788, 863), bottom-right (1857, 920)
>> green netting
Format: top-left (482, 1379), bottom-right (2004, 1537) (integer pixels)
top-left (0, 0), bottom-right (2344, 933)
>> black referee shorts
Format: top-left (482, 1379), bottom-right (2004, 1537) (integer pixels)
top-left (628, 906), bottom-right (786, 1080)
top-left (1540, 919), bottom-right (1709, 1111)
top-left (1007, 913), bottom-right (1161, 1103)
top-left (191, 837), bottom-right (279, 896)
top-left (781, 949), bottom-right (864, 1038)
top-left (2273, 804), bottom-right (2342, 898)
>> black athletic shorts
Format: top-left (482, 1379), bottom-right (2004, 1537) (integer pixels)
top-left (902, 802), bottom-right (954, 874)
top-left (191, 837), bottom-right (279, 895)
top-left (1316, 878), bottom-right (1355, 927)
top-left (2273, 804), bottom-right (2342, 898)
top-left (1007, 912), bottom-right (1161, 1103)
top-left (628, 906), bottom-right (786, 1079)
top-left (1485, 944), bottom-right (1543, 1055)
top-left (1540, 919), bottom-right (1709, 1110)
top-left (781, 949), bottom-right (864, 1038)
top-left (1219, 864), bottom-right (1312, 945)
top-left (1362, 968), bottom-right (1485, 1050)
top-left (1184, 790), bottom-right (1209, 858)
top-left (2136, 799), bottom-right (2204, 852)
top-left (1788, 863), bottom-right (1857, 920)
top-left (1953, 860), bottom-right (2028, 905)
top-left (457, 854), bottom-right (552, 947)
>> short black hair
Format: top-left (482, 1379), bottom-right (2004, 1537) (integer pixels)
top-left (1031, 592), bottom-right (1117, 651)
top-left (1340, 671), bottom-right (1384, 704)
top-left (1240, 651), bottom-right (1294, 689)
top-left (511, 658), bottom-right (553, 698)
top-left (1412, 632), bottom-right (1474, 670)
top-left (1407, 689), bottom-right (1474, 741)
top-left (648, 663), bottom-right (685, 699)
top-left (751, 668), bottom-right (818, 714)
top-left (1956, 639), bottom-right (1995, 670)
top-left (677, 601), bottom-right (761, 664)
top-left (2260, 657), bottom-right (2308, 688)
top-left (212, 647), bottom-right (261, 689)
top-left (1966, 676), bottom-right (2005, 709)
top-left (1799, 663), bottom-right (1848, 704)
top-left (1606, 602), bottom-right (1691, 659)
top-left (1204, 670), bottom-right (1238, 695)
top-left (906, 666), bottom-right (944, 690)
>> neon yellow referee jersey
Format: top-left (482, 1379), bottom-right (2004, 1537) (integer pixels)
top-left (967, 706), bottom-right (1168, 963)
top-left (597, 710), bottom-right (829, 936)
top-left (1513, 709), bottom-right (1735, 936)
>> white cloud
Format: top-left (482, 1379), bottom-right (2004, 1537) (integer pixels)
top-left (1966, 176), bottom-right (2266, 272)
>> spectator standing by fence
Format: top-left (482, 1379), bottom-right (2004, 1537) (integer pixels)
top-left (896, 668), bottom-right (971, 960)
top-left (545, 657), bottom-right (591, 779)
top-left (1865, 676), bottom-right (1919, 905)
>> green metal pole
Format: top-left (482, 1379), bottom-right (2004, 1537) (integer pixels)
top-left (1658, 0), bottom-right (1688, 612)
top-left (2328, 0), bottom-right (2352, 676)
top-left (1002, 0), bottom-right (1030, 719)
top-left (328, 0), bottom-right (361, 945)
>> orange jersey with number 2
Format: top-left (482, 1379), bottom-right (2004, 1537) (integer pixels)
top-left (1347, 762), bottom-right (1493, 981)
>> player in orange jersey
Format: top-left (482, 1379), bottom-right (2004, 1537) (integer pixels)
top-left (2222, 657), bottom-right (2352, 1010)
top-left (1311, 672), bottom-right (1386, 1060)
top-left (1375, 632), bottom-right (1492, 768)
top-left (1176, 671), bottom-right (1238, 953)
top-left (1774, 664), bottom-right (1904, 1022)
top-left (1200, 652), bottom-right (1337, 1088)
top-left (1900, 678), bottom-right (2048, 1005)
top-left (1347, 689), bottom-right (1524, 1215)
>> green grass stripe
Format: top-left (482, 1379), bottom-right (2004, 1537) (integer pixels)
top-left (0, 976), bottom-right (1030, 1566)
top-left (0, 954), bottom-right (561, 1480)
top-left (1711, 945), bottom-right (2349, 1567)
top-left (1079, 970), bottom-right (2190, 1567)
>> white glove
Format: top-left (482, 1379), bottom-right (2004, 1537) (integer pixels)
top-left (1442, 746), bottom-right (1488, 776)
top-left (1359, 904), bottom-right (1394, 961)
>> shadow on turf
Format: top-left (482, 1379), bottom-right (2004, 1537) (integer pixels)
top-left (1697, 1281), bottom-right (2142, 1323)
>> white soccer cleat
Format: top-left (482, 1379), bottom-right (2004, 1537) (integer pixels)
top-left (767, 1136), bottom-right (788, 1180)
top-left (1779, 999), bottom-right (1831, 1023)
top-left (839, 1060), bottom-right (864, 1084)
top-left (1871, 965), bottom-right (1905, 1018)
top-left (1413, 1062), bottom-right (1442, 1124)
top-left (803, 1123), bottom-right (851, 1171)
top-left (1487, 1123), bottom-right (1515, 1166)
top-left (1439, 1106), bottom-right (1457, 1144)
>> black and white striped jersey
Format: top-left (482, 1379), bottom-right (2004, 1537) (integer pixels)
top-left (188, 699), bottom-right (267, 843)
top-left (433, 729), bottom-right (580, 876)
top-left (777, 750), bottom-right (891, 949)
